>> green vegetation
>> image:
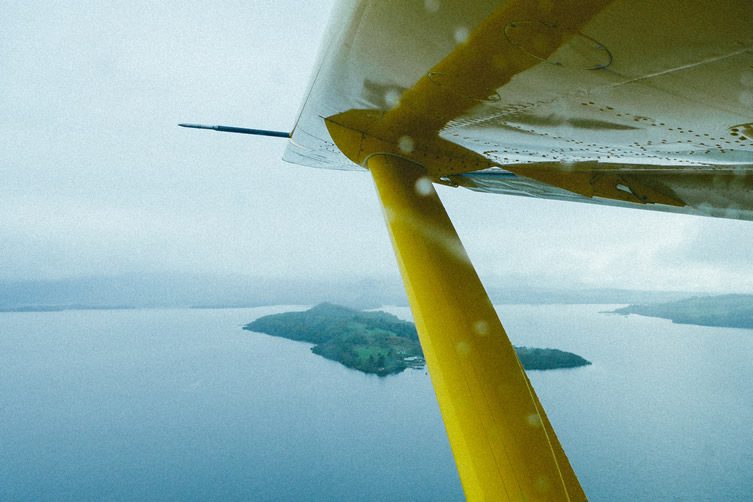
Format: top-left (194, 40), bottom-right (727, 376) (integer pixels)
top-left (245, 303), bottom-right (422, 376)
top-left (244, 303), bottom-right (590, 375)
top-left (611, 294), bottom-right (753, 329)
top-left (514, 346), bottom-right (591, 370)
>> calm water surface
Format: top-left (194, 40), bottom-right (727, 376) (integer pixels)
top-left (1, 305), bottom-right (752, 500)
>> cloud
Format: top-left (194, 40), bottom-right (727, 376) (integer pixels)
top-left (1, 0), bottom-right (752, 294)
top-left (443, 188), bottom-right (753, 292)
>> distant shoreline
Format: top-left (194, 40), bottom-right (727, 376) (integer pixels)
top-left (609, 294), bottom-right (753, 329)
top-left (0, 305), bottom-right (138, 313)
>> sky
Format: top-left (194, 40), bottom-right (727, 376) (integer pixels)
top-left (2, 0), bottom-right (753, 293)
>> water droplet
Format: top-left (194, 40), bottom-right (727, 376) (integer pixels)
top-left (697, 202), bottom-right (713, 215)
top-left (414, 176), bottom-right (434, 196)
top-left (454, 26), bottom-right (469, 44)
top-left (424, 0), bottom-right (440, 13)
top-left (398, 135), bottom-right (415, 154)
top-left (384, 89), bottom-right (401, 109)
top-left (723, 207), bottom-right (741, 219)
top-left (562, 159), bottom-right (576, 172)
top-left (456, 341), bottom-right (471, 356)
top-left (472, 319), bottom-right (490, 336)
top-left (526, 413), bottom-right (542, 428)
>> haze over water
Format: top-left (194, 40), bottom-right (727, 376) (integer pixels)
top-left (2, 305), bottom-right (752, 500)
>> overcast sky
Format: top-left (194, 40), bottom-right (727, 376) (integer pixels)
top-left (2, 0), bottom-right (752, 293)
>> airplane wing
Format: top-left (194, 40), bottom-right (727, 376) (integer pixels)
top-left (277, 1), bottom-right (753, 499)
top-left (285, 0), bottom-right (753, 220)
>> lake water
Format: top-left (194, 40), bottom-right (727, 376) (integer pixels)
top-left (1, 305), bottom-right (752, 501)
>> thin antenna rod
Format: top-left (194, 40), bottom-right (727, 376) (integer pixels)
top-left (178, 123), bottom-right (290, 138)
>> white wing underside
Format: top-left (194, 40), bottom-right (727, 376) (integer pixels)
top-left (285, 0), bottom-right (753, 220)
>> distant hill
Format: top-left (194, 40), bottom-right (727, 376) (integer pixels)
top-left (487, 287), bottom-right (708, 305)
top-left (0, 274), bottom-right (406, 311)
top-left (0, 273), bottom-right (725, 312)
top-left (244, 303), bottom-right (590, 375)
top-left (611, 294), bottom-right (753, 329)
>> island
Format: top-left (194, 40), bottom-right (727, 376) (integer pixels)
top-left (610, 294), bottom-right (753, 329)
top-left (243, 303), bottom-right (590, 376)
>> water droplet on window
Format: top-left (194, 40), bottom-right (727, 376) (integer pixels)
top-left (384, 89), bottom-right (401, 109)
top-left (424, 0), bottom-right (440, 13)
top-left (724, 207), bottom-right (741, 219)
top-left (414, 176), bottom-right (434, 196)
top-left (697, 202), bottom-right (713, 215)
top-left (526, 413), bottom-right (542, 428)
top-left (456, 341), bottom-right (471, 356)
top-left (398, 135), bottom-right (415, 154)
top-left (454, 26), bottom-right (469, 44)
top-left (472, 319), bottom-right (490, 336)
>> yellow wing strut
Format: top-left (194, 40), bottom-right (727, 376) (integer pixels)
top-left (368, 154), bottom-right (586, 501)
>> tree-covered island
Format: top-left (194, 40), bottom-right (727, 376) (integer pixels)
top-left (244, 303), bottom-right (590, 376)
top-left (610, 294), bottom-right (753, 329)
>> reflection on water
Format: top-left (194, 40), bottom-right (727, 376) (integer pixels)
top-left (1, 305), bottom-right (752, 501)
